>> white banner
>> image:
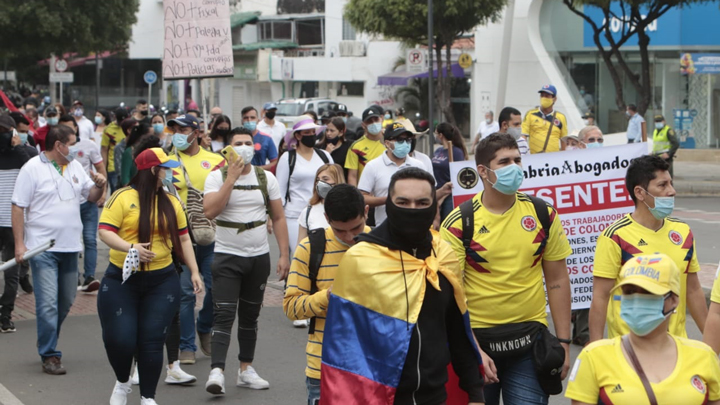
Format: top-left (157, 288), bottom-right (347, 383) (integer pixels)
top-left (449, 143), bottom-right (647, 309)
top-left (163, 0), bottom-right (234, 79)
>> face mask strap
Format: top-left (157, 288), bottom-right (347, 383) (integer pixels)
top-left (661, 292), bottom-right (677, 316)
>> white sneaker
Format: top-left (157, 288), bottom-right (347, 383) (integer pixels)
top-left (130, 364), bottom-right (139, 385)
top-left (293, 319), bottom-right (308, 328)
top-left (109, 380), bottom-right (132, 405)
top-left (165, 361), bottom-right (197, 385)
top-left (237, 365), bottom-right (269, 389)
top-left (205, 368), bottom-right (225, 395)
top-left (140, 397), bottom-right (158, 405)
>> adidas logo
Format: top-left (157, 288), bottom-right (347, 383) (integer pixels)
top-left (611, 384), bottom-right (624, 393)
top-left (130, 203), bottom-right (137, 209)
top-left (478, 225), bottom-right (490, 234)
top-left (638, 239), bottom-right (648, 246)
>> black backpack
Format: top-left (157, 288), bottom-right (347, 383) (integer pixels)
top-left (458, 195), bottom-right (551, 261)
top-left (285, 148), bottom-right (330, 203)
top-left (306, 228), bottom-right (327, 334)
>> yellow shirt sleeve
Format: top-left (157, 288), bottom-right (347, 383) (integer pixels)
top-left (565, 347), bottom-right (600, 404)
top-left (559, 114), bottom-right (568, 137)
top-left (283, 239), bottom-right (329, 320)
top-left (99, 190), bottom-right (126, 230)
top-left (101, 130), bottom-right (110, 147)
top-left (593, 232), bottom-right (622, 280)
top-left (521, 112), bottom-right (531, 136)
top-left (543, 207), bottom-right (572, 261)
top-left (344, 143), bottom-right (359, 171)
top-left (440, 212), bottom-right (469, 273)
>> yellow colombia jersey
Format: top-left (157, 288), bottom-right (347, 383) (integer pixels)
top-left (441, 192), bottom-right (572, 329)
top-left (99, 187), bottom-right (188, 271)
top-left (344, 135), bottom-right (386, 181)
top-left (594, 214), bottom-right (699, 338)
top-left (101, 122), bottom-right (126, 173)
top-left (566, 335), bottom-right (720, 405)
top-left (169, 148), bottom-right (225, 203)
top-left (283, 226), bottom-right (371, 379)
top-left (521, 108), bottom-right (568, 154)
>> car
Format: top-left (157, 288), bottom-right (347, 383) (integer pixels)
top-left (274, 98), bottom-right (340, 127)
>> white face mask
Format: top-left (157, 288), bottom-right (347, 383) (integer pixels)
top-left (233, 145), bottom-right (255, 164)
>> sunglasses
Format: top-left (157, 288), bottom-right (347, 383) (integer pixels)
top-left (393, 137), bottom-right (411, 144)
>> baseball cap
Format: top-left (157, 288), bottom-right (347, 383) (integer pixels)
top-left (611, 254), bottom-right (681, 296)
top-left (533, 328), bottom-right (566, 395)
top-left (167, 114), bottom-right (200, 130)
top-left (538, 85), bottom-right (557, 96)
top-left (335, 104), bottom-right (348, 113)
top-left (263, 102), bottom-right (277, 110)
top-left (384, 122), bottom-right (412, 140)
top-left (583, 112), bottom-right (595, 119)
top-left (135, 148), bottom-right (181, 171)
top-left (72, 100), bottom-right (83, 107)
top-left (362, 105), bottom-right (384, 122)
top-left (320, 110), bottom-right (337, 121)
top-left (45, 106), bottom-right (58, 116)
top-left (0, 114), bottom-right (16, 130)
top-left (654, 114), bottom-right (665, 122)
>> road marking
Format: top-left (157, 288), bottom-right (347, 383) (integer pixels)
top-left (0, 383), bottom-right (24, 405)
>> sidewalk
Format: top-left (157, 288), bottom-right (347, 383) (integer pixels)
top-left (673, 161), bottom-right (720, 196)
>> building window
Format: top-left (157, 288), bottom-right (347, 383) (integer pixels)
top-left (296, 19), bottom-right (324, 46)
top-left (258, 21), bottom-right (293, 41)
top-left (342, 19), bottom-right (356, 41)
top-left (339, 82), bottom-right (364, 97)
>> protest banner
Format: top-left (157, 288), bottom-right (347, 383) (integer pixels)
top-left (163, 0), bottom-right (234, 79)
top-left (449, 143), bottom-right (647, 309)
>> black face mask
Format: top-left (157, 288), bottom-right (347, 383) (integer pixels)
top-left (299, 135), bottom-right (316, 148)
top-left (326, 135), bottom-right (341, 145)
top-left (265, 111), bottom-right (276, 120)
top-left (0, 131), bottom-right (13, 153)
top-left (214, 128), bottom-right (230, 137)
top-left (140, 110), bottom-right (149, 116)
top-left (385, 196), bottom-right (437, 247)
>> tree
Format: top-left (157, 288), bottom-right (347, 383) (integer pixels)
top-left (344, 0), bottom-right (505, 126)
top-left (563, 0), bottom-right (709, 115)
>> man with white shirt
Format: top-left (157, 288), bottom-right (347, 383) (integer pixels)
top-left (257, 102), bottom-right (286, 151)
top-left (70, 101), bottom-right (96, 143)
top-left (625, 104), bottom-right (646, 143)
top-left (358, 123), bottom-right (435, 226)
top-left (12, 124), bottom-right (106, 375)
top-left (472, 111), bottom-right (500, 152)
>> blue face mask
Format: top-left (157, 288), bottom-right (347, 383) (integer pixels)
top-left (643, 190), bottom-right (674, 220)
top-left (47, 117), bottom-right (59, 126)
top-left (18, 132), bottom-right (28, 144)
top-left (162, 167), bottom-right (174, 187)
top-left (153, 123), bottom-right (165, 134)
top-left (586, 142), bottom-right (602, 149)
top-left (384, 114), bottom-right (391, 120)
top-left (172, 133), bottom-right (194, 151)
top-left (95, 116), bottom-right (103, 125)
top-left (620, 293), bottom-right (672, 336)
top-left (367, 122), bottom-right (382, 135)
top-left (391, 140), bottom-right (411, 159)
top-left (243, 121), bottom-right (257, 132)
top-left (487, 164), bottom-right (524, 195)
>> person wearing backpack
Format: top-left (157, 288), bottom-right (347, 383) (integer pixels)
top-left (276, 116), bottom-right (333, 257)
top-left (167, 114), bottom-right (226, 365)
top-left (440, 133), bottom-right (573, 404)
top-left (202, 128), bottom-right (290, 395)
top-left (283, 184), bottom-right (369, 405)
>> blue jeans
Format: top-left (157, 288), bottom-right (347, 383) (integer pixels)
top-left (179, 242), bottom-right (215, 352)
top-left (79, 201), bottom-right (98, 279)
top-left (108, 171), bottom-right (119, 194)
top-left (28, 251), bottom-right (79, 360)
top-left (97, 263), bottom-right (180, 399)
top-left (306, 377), bottom-right (320, 405)
top-left (483, 351), bottom-right (549, 405)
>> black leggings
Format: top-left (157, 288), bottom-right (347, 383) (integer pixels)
top-left (97, 264), bottom-right (180, 399)
top-left (210, 253), bottom-right (270, 370)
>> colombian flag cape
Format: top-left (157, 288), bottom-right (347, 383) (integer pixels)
top-left (320, 230), bottom-right (482, 404)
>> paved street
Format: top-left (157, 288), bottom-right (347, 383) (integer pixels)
top-left (0, 197), bottom-right (718, 405)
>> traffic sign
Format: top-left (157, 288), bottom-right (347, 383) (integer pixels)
top-left (55, 59), bottom-right (68, 72)
top-left (144, 70), bottom-right (157, 85)
top-left (49, 72), bottom-right (74, 83)
top-left (407, 49), bottom-right (425, 73)
top-left (458, 53), bottom-right (473, 69)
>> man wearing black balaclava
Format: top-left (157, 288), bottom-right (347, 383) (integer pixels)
top-left (321, 167), bottom-right (494, 405)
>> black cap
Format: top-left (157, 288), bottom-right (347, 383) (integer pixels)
top-left (583, 112), bottom-right (595, 119)
top-left (654, 114), bottom-right (665, 122)
top-left (321, 110), bottom-right (337, 121)
top-left (362, 105), bottom-right (383, 122)
top-left (0, 114), bottom-right (16, 130)
top-left (45, 106), bottom-right (58, 116)
top-left (384, 122), bottom-right (412, 140)
top-left (335, 104), bottom-right (348, 113)
top-left (533, 330), bottom-right (565, 396)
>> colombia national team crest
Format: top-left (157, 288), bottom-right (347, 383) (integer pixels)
top-left (201, 160), bottom-right (211, 170)
top-left (669, 230), bottom-right (683, 245)
top-left (691, 375), bottom-right (707, 394)
top-left (457, 167), bottom-right (478, 189)
top-left (521, 215), bottom-right (537, 232)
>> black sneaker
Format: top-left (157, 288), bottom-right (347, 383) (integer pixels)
top-left (19, 275), bottom-right (33, 294)
top-left (81, 276), bottom-right (100, 293)
top-left (0, 317), bottom-right (16, 333)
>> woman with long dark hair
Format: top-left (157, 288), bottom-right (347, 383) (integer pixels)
top-left (209, 115), bottom-right (232, 152)
top-left (318, 117), bottom-right (350, 179)
top-left (121, 123), bottom-right (153, 186)
top-left (98, 148), bottom-right (203, 405)
top-left (432, 122), bottom-right (468, 220)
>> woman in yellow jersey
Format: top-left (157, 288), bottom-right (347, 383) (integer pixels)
top-left (566, 254), bottom-right (720, 405)
top-left (97, 148), bottom-right (203, 405)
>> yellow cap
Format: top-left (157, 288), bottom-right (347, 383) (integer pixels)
top-left (611, 254), bottom-right (680, 296)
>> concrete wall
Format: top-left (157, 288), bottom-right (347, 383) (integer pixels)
top-left (128, 0), bottom-right (164, 59)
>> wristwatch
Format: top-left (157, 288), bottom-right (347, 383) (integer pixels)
top-left (557, 338), bottom-right (572, 344)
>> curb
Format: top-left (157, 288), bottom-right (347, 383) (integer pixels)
top-left (674, 181), bottom-right (720, 197)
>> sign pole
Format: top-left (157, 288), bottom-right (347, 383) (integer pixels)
top-left (59, 81), bottom-right (63, 105)
top-left (148, 83), bottom-right (152, 108)
top-left (201, 79), bottom-right (209, 129)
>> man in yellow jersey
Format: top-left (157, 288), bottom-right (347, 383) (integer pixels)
top-left (101, 107), bottom-right (130, 193)
top-left (652, 114), bottom-right (680, 177)
top-left (522, 85), bottom-right (568, 154)
top-left (344, 105), bottom-right (386, 187)
top-left (441, 133), bottom-right (573, 404)
top-left (283, 184), bottom-right (369, 405)
top-left (589, 155), bottom-right (707, 342)
top-left (703, 264), bottom-right (720, 354)
top-left (167, 114), bottom-right (226, 364)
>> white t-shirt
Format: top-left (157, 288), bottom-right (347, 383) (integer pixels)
top-left (12, 153), bottom-right (94, 252)
top-left (211, 140), bottom-right (225, 153)
top-left (357, 153), bottom-right (434, 225)
top-left (257, 119), bottom-right (287, 151)
top-left (476, 120), bottom-right (500, 139)
top-left (411, 151), bottom-right (434, 174)
top-left (204, 167), bottom-right (281, 257)
top-left (74, 139), bottom-right (103, 204)
top-left (298, 203), bottom-right (329, 231)
top-left (276, 149), bottom-right (333, 218)
top-left (92, 131), bottom-right (104, 150)
top-left (77, 116), bottom-right (95, 143)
